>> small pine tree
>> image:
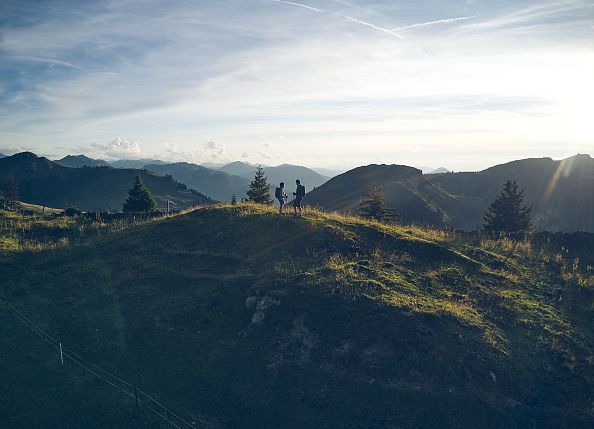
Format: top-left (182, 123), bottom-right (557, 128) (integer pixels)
top-left (1, 175), bottom-right (19, 209)
top-left (359, 185), bottom-right (398, 222)
top-left (246, 166), bottom-right (273, 205)
top-left (483, 180), bottom-right (531, 233)
top-left (231, 194), bottom-right (237, 205)
top-left (122, 175), bottom-right (157, 213)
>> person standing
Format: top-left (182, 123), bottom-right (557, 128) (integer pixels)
top-left (293, 179), bottom-right (306, 217)
top-left (275, 182), bottom-right (288, 214)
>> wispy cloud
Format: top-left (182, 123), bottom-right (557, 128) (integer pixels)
top-left (14, 56), bottom-right (81, 69)
top-left (0, 0), bottom-right (592, 170)
top-left (456, 0), bottom-right (594, 33)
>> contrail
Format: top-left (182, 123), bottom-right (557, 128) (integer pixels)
top-left (342, 15), bottom-right (405, 39)
top-left (270, 0), bottom-right (322, 13)
top-left (393, 16), bottom-right (477, 31)
top-left (269, 0), bottom-right (404, 39)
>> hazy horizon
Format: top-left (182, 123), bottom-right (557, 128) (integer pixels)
top-left (1, 0), bottom-right (593, 171)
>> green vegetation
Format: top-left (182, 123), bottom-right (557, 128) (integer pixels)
top-left (1, 175), bottom-right (19, 209)
top-left (358, 184), bottom-right (398, 222)
top-left (483, 180), bottom-right (532, 233)
top-left (123, 175), bottom-right (158, 213)
top-left (1, 204), bottom-right (593, 428)
top-left (247, 165), bottom-right (273, 204)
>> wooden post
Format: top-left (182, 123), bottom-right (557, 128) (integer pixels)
top-left (59, 342), bottom-right (64, 366)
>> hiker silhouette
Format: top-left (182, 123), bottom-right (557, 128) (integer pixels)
top-left (293, 179), bottom-right (306, 217)
top-left (275, 182), bottom-right (288, 214)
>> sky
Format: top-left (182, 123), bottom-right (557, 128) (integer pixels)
top-left (0, 0), bottom-right (593, 171)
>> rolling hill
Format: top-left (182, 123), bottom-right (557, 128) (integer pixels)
top-left (0, 152), bottom-right (214, 211)
top-left (219, 161), bottom-right (329, 192)
top-left (55, 155), bottom-right (110, 168)
top-left (145, 162), bottom-right (249, 202)
top-left (306, 155), bottom-right (594, 232)
top-left (1, 205), bottom-right (593, 428)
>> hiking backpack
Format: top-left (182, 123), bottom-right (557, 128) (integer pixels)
top-left (297, 184), bottom-right (306, 198)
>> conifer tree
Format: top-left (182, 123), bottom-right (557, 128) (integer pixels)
top-left (359, 185), bottom-right (398, 222)
top-left (122, 175), bottom-right (158, 212)
top-left (231, 194), bottom-right (237, 205)
top-left (246, 166), bottom-right (273, 205)
top-left (1, 175), bottom-right (19, 209)
top-left (483, 180), bottom-right (531, 233)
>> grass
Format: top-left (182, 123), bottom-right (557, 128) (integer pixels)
top-left (1, 203), bottom-right (593, 428)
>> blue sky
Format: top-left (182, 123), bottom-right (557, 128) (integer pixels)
top-left (0, 0), bottom-right (593, 170)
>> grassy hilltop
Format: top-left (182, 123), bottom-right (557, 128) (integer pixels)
top-left (1, 205), bottom-right (593, 428)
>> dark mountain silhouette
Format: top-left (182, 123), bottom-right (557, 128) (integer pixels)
top-left (55, 155), bottom-right (110, 168)
top-left (145, 162), bottom-right (249, 201)
top-left (0, 152), bottom-right (214, 211)
top-left (110, 158), bottom-right (167, 169)
top-left (429, 154), bottom-right (594, 231)
top-left (220, 161), bottom-right (329, 192)
top-left (306, 155), bottom-right (594, 232)
top-left (305, 164), bottom-right (461, 226)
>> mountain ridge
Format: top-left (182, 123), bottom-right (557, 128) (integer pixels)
top-left (306, 155), bottom-right (593, 232)
top-left (0, 152), bottom-right (214, 211)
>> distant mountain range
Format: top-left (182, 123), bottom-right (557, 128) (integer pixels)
top-left (306, 154), bottom-right (594, 232)
top-left (0, 153), bottom-right (7, 159)
top-left (0, 153), bottom-right (214, 211)
top-left (55, 155), bottom-right (110, 168)
top-left (218, 161), bottom-right (258, 178)
top-left (145, 163), bottom-right (249, 202)
top-left (47, 156), bottom-right (329, 199)
top-left (218, 161), bottom-right (329, 192)
top-left (4, 152), bottom-right (591, 230)
top-left (109, 158), bottom-right (168, 169)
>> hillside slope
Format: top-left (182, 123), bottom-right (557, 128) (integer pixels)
top-left (430, 154), bottom-right (594, 231)
top-left (0, 152), bottom-right (214, 211)
top-left (305, 164), bottom-right (479, 227)
top-left (1, 205), bottom-right (593, 428)
top-left (145, 162), bottom-right (249, 202)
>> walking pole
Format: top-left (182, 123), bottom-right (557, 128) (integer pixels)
top-left (59, 342), bottom-right (64, 366)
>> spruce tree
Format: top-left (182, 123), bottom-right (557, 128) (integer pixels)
top-left (231, 194), bottom-right (237, 205)
top-left (1, 175), bottom-right (19, 209)
top-left (122, 175), bottom-right (158, 212)
top-left (359, 185), bottom-right (398, 222)
top-left (483, 180), bottom-right (531, 233)
top-left (246, 166), bottom-right (273, 205)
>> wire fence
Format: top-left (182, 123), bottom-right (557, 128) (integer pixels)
top-left (0, 299), bottom-right (196, 429)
